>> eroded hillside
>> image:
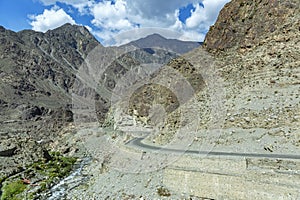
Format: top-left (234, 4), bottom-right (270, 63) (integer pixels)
top-left (140, 0), bottom-right (300, 153)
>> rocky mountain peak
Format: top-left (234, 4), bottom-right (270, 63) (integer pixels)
top-left (0, 25), bottom-right (6, 32)
top-left (143, 33), bottom-right (167, 41)
top-left (46, 23), bottom-right (95, 41)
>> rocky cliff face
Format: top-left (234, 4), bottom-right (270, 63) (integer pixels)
top-left (204, 0), bottom-right (299, 53)
top-left (147, 0), bottom-right (300, 150)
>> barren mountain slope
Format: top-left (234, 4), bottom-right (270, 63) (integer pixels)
top-left (155, 0), bottom-right (300, 153)
top-left (0, 23), bottom-right (99, 138)
top-left (201, 0), bottom-right (300, 153)
top-left (65, 1), bottom-right (300, 199)
top-left (0, 24), bottom-right (101, 184)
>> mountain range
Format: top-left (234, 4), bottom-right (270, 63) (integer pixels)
top-left (0, 0), bottom-right (299, 198)
top-left (0, 24), bottom-right (201, 138)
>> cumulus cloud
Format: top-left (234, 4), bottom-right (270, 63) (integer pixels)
top-left (91, 0), bottom-right (136, 30)
top-left (29, 6), bottom-right (75, 32)
top-left (91, 0), bottom-right (230, 45)
top-left (30, 0), bottom-right (231, 45)
top-left (185, 0), bottom-right (230, 30)
top-left (179, 31), bottom-right (206, 42)
top-left (186, 4), bottom-right (207, 29)
top-left (170, 9), bottom-right (183, 30)
top-left (126, 0), bottom-right (198, 19)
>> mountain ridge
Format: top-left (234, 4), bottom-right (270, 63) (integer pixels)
top-left (126, 32), bottom-right (202, 54)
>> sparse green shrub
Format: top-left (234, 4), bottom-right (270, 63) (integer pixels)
top-left (1, 180), bottom-right (27, 200)
top-left (157, 186), bottom-right (171, 197)
top-left (5, 151), bottom-right (78, 199)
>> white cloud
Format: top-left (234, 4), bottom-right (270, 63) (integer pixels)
top-left (92, 0), bottom-right (230, 45)
top-left (179, 31), bottom-right (206, 42)
top-left (185, 0), bottom-right (230, 30)
top-left (186, 4), bottom-right (207, 29)
top-left (84, 25), bottom-right (92, 32)
top-left (169, 0), bottom-right (230, 42)
top-left (202, 0), bottom-right (231, 21)
top-left (126, 0), bottom-right (199, 19)
top-left (93, 30), bottom-right (115, 44)
top-left (170, 9), bottom-right (183, 30)
top-left (89, 0), bottom-right (194, 45)
top-left (29, 6), bottom-right (76, 32)
top-left (31, 0), bottom-right (231, 45)
top-left (72, 1), bottom-right (94, 15)
top-left (91, 0), bottom-right (136, 30)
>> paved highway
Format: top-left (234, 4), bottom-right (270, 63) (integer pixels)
top-left (128, 137), bottom-right (300, 160)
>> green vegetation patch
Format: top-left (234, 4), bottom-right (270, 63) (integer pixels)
top-left (0, 151), bottom-right (77, 200)
top-left (1, 180), bottom-right (27, 200)
top-left (32, 151), bottom-right (77, 179)
top-left (157, 186), bottom-right (171, 197)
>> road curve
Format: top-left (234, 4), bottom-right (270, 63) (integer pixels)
top-left (127, 138), bottom-right (300, 160)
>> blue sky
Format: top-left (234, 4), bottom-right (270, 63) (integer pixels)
top-left (0, 0), bottom-right (230, 46)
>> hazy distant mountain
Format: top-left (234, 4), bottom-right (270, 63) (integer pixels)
top-left (126, 33), bottom-right (202, 54)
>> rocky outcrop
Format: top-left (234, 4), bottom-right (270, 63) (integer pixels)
top-left (0, 147), bottom-right (17, 157)
top-left (203, 0), bottom-right (299, 52)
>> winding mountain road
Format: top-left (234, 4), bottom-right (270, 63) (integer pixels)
top-left (127, 137), bottom-right (300, 160)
